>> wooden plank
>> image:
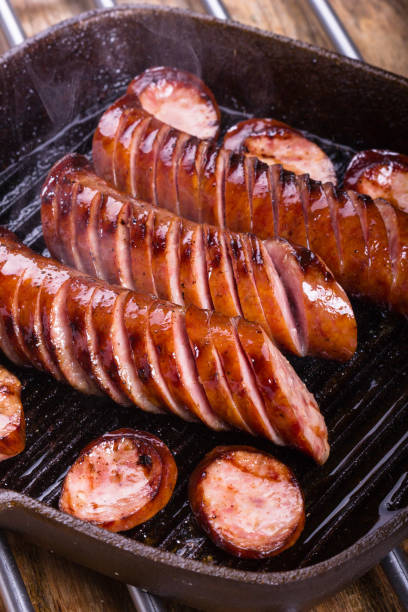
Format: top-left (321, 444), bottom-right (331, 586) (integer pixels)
top-left (0, 1), bottom-right (407, 610)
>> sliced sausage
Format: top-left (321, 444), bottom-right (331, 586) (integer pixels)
top-left (92, 92), bottom-right (408, 315)
top-left (189, 446), bottom-right (305, 558)
top-left (0, 367), bottom-right (25, 461)
top-left (43, 154), bottom-right (356, 360)
top-left (344, 149), bottom-right (408, 214)
top-left (0, 228), bottom-right (328, 462)
top-left (127, 66), bottom-right (220, 139)
top-left (223, 118), bottom-right (337, 184)
top-left (59, 428), bottom-right (177, 532)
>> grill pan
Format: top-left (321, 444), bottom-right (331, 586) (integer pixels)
top-left (0, 6), bottom-right (407, 610)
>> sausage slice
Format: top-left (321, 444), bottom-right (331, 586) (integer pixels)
top-left (344, 149), bottom-right (408, 213)
top-left (223, 118), bottom-right (337, 184)
top-left (189, 446), bottom-right (305, 558)
top-left (0, 366), bottom-right (25, 461)
top-left (59, 429), bottom-right (177, 532)
top-left (127, 66), bottom-right (220, 140)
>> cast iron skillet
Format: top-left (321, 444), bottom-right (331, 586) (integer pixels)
top-left (0, 6), bottom-right (407, 611)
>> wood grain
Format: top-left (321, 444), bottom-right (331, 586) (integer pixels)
top-left (0, 0), bottom-right (407, 610)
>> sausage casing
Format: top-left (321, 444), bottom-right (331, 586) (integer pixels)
top-left (93, 92), bottom-right (408, 315)
top-left (0, 227), bottom-right (329, 463)
top-left (42, 153), bottom-right (356, 361)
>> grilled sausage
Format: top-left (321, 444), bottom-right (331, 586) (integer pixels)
top-left (93, 92), bottom-right (408, 315)
top-left (223, 118), bottom-right (336, 184)
top-left (344, 149), bottom-right (408, 214)
top-left (0, 227), bottom-right (329, 463)
top-left (42, 153), bottom-right (356, 361)
top-left (0, 366), bottom-right (25, 460)
top-left (59, 428), bottom-right (177, 531)
top-left (128, 66), bottom-right (220, 140)
top-left (189, 446), bottom-right (305, 558)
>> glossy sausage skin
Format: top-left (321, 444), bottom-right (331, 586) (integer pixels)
top-left (60, 428), bottom-right (177, 532)
top-left (93, 93), bottom-right (408, 315)
top-left (42, 154), bottom-right (356, 361)
top-left (0, 228), bottom-right (329, 463)
top-left (344, 149), bottom-right (408, 214)
top-left (128, 67), bottom-right (221, 140)
top-left (189, 445), bottom-right (305, 558)
top-left (0, 366), bottom-right (25, 460)
top-left (222, 118), bottom-right (337, 184)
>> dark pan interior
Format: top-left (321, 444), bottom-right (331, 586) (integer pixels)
top-left (0, 3), bottom-right (407, 597)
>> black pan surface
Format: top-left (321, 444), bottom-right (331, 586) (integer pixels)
top-left (0, 6), bottom-right (407, 611)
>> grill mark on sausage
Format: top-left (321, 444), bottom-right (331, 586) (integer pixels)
top-left (224, 153), bottom-right (251, 234)
top-left (323, 183), bottom-right (344, 274)
top-left (265, 239), bottom-right (308, 355)
top-left (215, 148), bottom-right (228, 229)
top-left (185, 305), bottom-right (246, 431)
top-left (16, 267), bottom-right (45, 370)
top-left (225, 231), bottom-right (269, 332)
top-left (87, 191), bottom-right (106, 281)
top-left (129, 116), bottom-right (153, 199)
top-left (173, 132), bottom-right (192, 217)
top-left (195, 140), bottom-right (211, 224)
top-left (269, 164), bottom-right (281, 238)
top-left (298, 174), bottom-right (311, 250)
top-left (249, 236), bottom-right (302, 355)
top-left (154, 128), bottom-right (180, 214)
top-left (250, 159), bottom-right (270, 239)
top-left (147, 301), bottom-right (197, 422)
top-left (177, 138), bottom-right (200, 220)
top-left (203, 225), bottom-right (240, 317)
top-left (123, 294), bottom-right (177, 415)
top-left (50, 279), bottom-right (100, 395)
top-left (86, 286), bottom-right (130, 405)
top-left (151, 123), bottom-right (173, 207)
top-left (174, 310), bottom-right (227, 430)
top-left (227, 317), bottom-right (283, 444)
top-left (114, 108), bottom-right (148, 193)
top-left (111, 291), bottom-right (164, 413)
top-left (236, 319), bottom-right (328, 464)
top-left (374, 198), bottom-right (401, 294)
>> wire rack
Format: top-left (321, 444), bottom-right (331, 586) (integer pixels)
top-left (0, 1), bottom-right (407, 610)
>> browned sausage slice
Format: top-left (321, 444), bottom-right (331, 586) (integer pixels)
top-left (223, 118), bottom-right (336, 184)
top-left (344, 149), bottom-right (408, 214)
top-left (59, 428), bottom-right (177, 532)
top-left (127, 67), bottom-right (220, 140)
top-left (189, 446), bottom-right (305, 558)
top-left (0, 367), bottom-right (25, 461)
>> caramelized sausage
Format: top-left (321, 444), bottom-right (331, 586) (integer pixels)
top-left (189, 446), bottom-right (305, 558)
top-left (0, 227), bottom-right (329, 463)
top-left (42, 153), bottom-right (356, 361)
top-left (0, 366), bottom-right (25, 460)
top-left (59, 428), bottom-right (177, 531)
top-left (128, 67), bottom-right (220, 140)
top-left (223, 118), bottom-right (336, 184)
top-left (92, 93), bottom-right (408, 315)
top-left (344, 149), bottom-right (408, 214)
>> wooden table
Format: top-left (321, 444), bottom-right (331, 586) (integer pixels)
top-left (0, 1), bottom-right (407, 610)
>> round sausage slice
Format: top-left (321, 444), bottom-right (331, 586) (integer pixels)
top-left (344, 149), bottom-right (408, 213)
top-left (189, 446), bottom-right (305, 558)
top-left (223, 118), bottom-right (337, 184)
top-left (59, 428), bottom-right (177, 532)
top-left (127, 66), bottom-right (221, 139)
top-left (0, 366), bottom-right (25, 461)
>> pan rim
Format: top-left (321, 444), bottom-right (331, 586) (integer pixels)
top-left (0, 490), bottom-right (407, 586)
